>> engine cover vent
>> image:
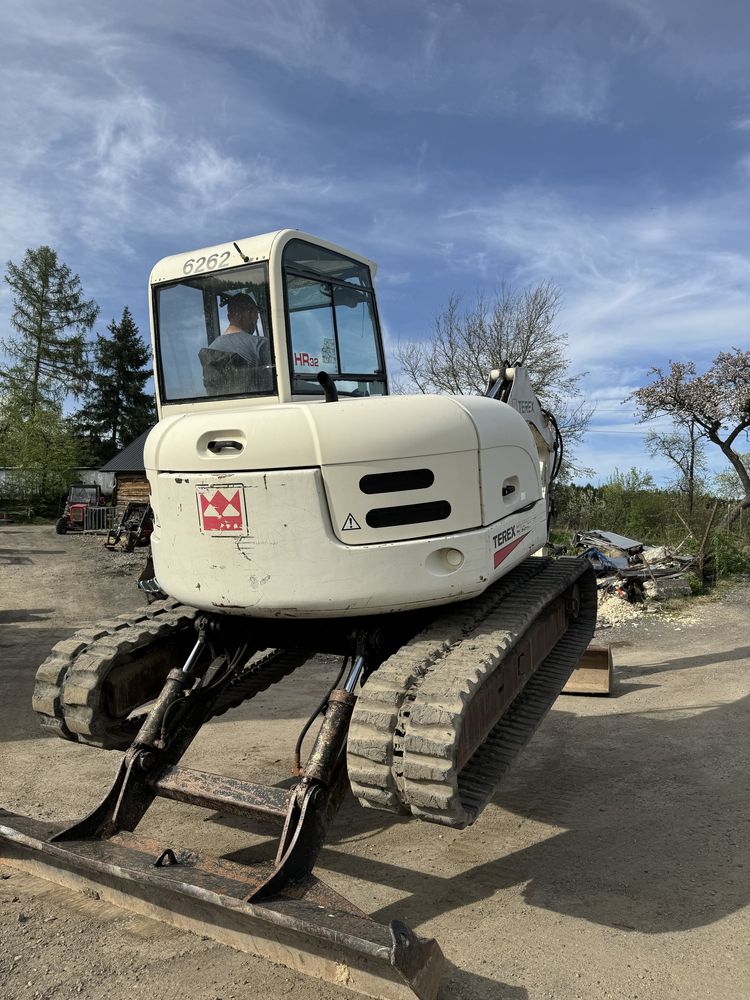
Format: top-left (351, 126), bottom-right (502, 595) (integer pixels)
top-left (359, 468), bottom-right (434, 494)
top-left (366, 500), bottom-right (451, 529)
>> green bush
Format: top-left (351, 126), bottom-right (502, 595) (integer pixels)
top-left (711, 530), bottom-right (750, 579)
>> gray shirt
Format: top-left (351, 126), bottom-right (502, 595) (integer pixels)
top-left (200, 333), bottom-right (273, 395)
top-left (207, 331), bottom-right (271, 366)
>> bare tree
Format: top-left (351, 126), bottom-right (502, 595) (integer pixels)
top-left (644, 417), bottom-right (707, 516)
top-left (632, 350), bottom-right (750, 527)
top-left (394, 284), bottom-right (592, 477)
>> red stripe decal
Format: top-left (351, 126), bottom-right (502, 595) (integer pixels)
top-left (493, 531), bottom-right (530, 569)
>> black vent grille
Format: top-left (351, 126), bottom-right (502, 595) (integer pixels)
top-left (366, 500), bottom-right (451, 529)
top-left (359, 468), bottom-right (434, 495)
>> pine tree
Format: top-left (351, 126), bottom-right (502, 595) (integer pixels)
top-left (76, 307), bottom-right (156, 465)
top-left (2, 246), bottom-right (99, 416)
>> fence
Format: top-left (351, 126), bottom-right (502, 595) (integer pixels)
top-left (81, 507), bottom-right (118, 532)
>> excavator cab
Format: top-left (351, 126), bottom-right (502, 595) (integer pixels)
top-left (151, 232), bottom-right (387, 408)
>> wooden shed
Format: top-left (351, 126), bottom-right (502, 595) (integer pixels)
top-left (100, 430), bottom-right (153, 507)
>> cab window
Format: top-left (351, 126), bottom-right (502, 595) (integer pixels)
top-left (154, 263), bottom-right (274, 402)
top-left (283, 240), bottom-right (386, 397)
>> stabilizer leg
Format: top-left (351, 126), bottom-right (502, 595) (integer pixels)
top-left (252, 654), bottom-right (366, 899)
top-left (53, 619), bottom-right (214, 840)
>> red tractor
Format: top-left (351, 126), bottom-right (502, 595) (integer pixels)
top-left (55, 484), bottom-right (107, 534)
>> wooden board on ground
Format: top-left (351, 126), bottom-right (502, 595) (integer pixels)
top-left (562, 643), bottom-right (613, 696)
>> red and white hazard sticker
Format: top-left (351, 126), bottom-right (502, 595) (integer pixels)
top-left (196, 485), bottom-right (247, 534)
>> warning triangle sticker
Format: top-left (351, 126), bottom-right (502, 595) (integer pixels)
top-left (342, 513), bottom-right (361, 531)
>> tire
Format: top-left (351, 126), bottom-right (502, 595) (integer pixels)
top-left (55, 517), bottom-right (68, 535)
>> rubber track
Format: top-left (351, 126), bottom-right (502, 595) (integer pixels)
top-left (32, 603), bottom-right (312, 751)
top-left (32, 601), bottom-right (199, 750)
top-left (347, 558), bottom-right (596, 828)
top-left (347, 560), bottom-right (547, 816)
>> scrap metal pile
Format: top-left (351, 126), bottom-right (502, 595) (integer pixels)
top-left (573, 529), bottom-right (695, 604)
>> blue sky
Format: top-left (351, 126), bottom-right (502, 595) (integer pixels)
top-left (1, 0), bottom-right (749, 484)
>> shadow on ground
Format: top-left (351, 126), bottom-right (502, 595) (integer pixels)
top-left (0, 546), bottom-right (66, 565)
top-left (0, 625), bottom-right (77, 741)
top-left (0, 608), bottom-right (55, 624)
top-left (616, 645), bottom-right (750, 678)
top-left (218, 675), bottom-right (749, 941)
top-left (441, 964), bottom-right (527, 999)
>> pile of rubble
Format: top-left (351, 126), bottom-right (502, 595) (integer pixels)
top-left (596, 591), bottom-right (645, 628)
top-left (573, 529), bottom-right (696, 606)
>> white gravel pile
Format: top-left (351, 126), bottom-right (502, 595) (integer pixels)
top-left (596, 591), bottom-right (644, 628)
top-left (596, 585), bottom-right (701, 630)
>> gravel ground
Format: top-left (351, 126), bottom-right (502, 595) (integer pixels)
top-left (1, 525), bottom-right (748, 1000)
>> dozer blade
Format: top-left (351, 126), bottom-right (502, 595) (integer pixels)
top-left (562, 642), bottom-right (613, 695)
top-left (0, 809), bottom-right (444, 1000)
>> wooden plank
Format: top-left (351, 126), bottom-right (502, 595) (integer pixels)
top-left (562, 643), bottom-right (613, 695)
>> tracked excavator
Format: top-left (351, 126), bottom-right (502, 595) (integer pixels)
top-left (0, 231), bottom-right (596, 999)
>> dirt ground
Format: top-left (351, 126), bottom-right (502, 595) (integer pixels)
top-left (0, 525), bottom-right (748, 1000)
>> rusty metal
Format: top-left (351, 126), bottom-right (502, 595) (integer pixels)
top-left (133, 667), bottom-right (195, 751)
top-left (328, 689), bottom-right (356, 705)
top-left (41, 622), bottom-right (381, 910)
top-left (151, 766), bottom-right (291, 819)
top-left (252, 667), bottom-right (364, 899)
top-left (0, 810), bottom-right (444, 1000)
top-left (304, 691), bottom-right (357, 783)
top-left (292, 655), bottom-right (350, 774)
top-left (50, 634), bottom-right (221, 842)
top-left (153, 847), bottom-right (180, 867)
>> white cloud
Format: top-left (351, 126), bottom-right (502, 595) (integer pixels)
top-left (423, 183), bottom-right (750, 370)
top-left (0, 183), bottom-right (61, 259)
top-left (173, 142), bottom-right (246, 209)
top-left (1, 0), bottom-right (749, 489)
top-left (533, 43), bottom-right (611, 122)
top-left (378, 273), bottom-right (413, 290)
top-left (603, 0), bottom-right (750, 89)
top-left (75, 0), bottom-right (627, 124)
top-left (92, 93), bottom-right (163, 189)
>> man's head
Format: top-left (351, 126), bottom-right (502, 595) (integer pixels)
top-left (226, 292), bottom-right (259, 333)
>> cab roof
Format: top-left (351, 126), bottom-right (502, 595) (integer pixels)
top-left (149, 229), bottom-right (378, 286)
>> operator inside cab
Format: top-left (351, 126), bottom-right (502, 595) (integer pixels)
top-left (199, 292), bottom-right (273, 396)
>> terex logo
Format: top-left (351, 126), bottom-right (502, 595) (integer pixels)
top-left (492, 519), bottom-right (532, 569)
top-left (492, 525), bottom-right (516, 547)
top-left (294, 352), bottom-right (319, 367)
